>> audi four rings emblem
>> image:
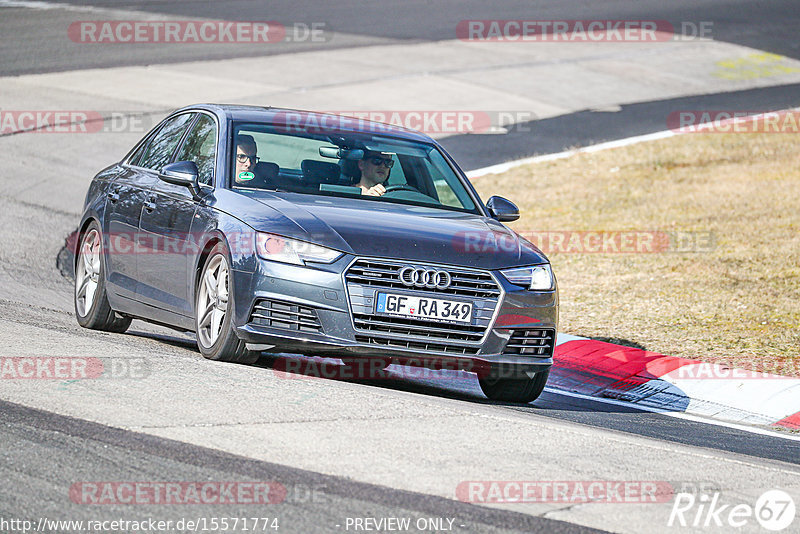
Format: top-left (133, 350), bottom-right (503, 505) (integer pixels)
top-left (398, 266), bottom-right (452, 289)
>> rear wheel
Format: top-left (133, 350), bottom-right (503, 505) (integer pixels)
top-left (479, 368), bottom-right (550, 403)
top-left (74, 221), bottom-right (131, 333)
top-left (195, 243), bottom-right (259, 364)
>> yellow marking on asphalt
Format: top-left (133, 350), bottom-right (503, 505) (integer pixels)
top-left (713, 52), bottom-right (800, 80)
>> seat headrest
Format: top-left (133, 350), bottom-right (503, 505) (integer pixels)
top-left (301, 160), bottom-right (342, 184)
top-left (254, 161), bottom-right (279, 180)
top-left (339, 159), bottom-right (361, 184)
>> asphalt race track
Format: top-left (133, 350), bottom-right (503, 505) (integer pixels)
top-left (1, 1), bottom-right (800, 533)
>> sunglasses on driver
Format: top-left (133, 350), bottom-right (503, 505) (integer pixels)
top-left (368, 156), bottom-right (394, 168)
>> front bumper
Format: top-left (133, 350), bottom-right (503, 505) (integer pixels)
top-left (233, 255), bottom-right (558, 369)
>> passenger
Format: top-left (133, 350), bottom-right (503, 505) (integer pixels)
top-left (357, 151), bottom-right (394, 196)
top-left (234, 134), bottom-right (260, 184)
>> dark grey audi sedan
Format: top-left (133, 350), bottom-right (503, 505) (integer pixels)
top-left (75, 104), bottom-right (558, 403)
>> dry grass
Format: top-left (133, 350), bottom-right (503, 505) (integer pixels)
top-left (472, 133), bottom-right (800, 375)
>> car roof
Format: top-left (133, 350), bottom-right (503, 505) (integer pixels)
top-left (175, 104), bottom-right (436, 144)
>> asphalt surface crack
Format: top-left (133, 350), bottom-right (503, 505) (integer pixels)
top-left (129, 413), bottom-right (467, 431)
top-left (0, 192), bottom-right (81, 217)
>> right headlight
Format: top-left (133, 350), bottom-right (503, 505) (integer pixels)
top-left (500, 264), bottom-right (554, 291)
top-left (255, 233), bottom-right (342, 266)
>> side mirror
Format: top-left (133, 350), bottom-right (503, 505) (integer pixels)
top-left (159, 161), bottom-right (202, 198)
top-left (486, 196), bottom-right (520, 222)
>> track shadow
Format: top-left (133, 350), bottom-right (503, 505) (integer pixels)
top-left (93, 328), bottom-right (800, 464)
top-left (589, 337), bottom-right (648, 350)
top-left (442, 83), bottom-right (800, 170)
top-left (252, 353), bottom-right (493, 403)
top-left (250, 351), bottom-right (666, 416)
top-left (125, 329), bottom-right (197, 350)
top-left (115, 325), bottom-right (664, 416)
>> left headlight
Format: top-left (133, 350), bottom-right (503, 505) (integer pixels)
top-left (500, 264), bottom-right (554, 291)
top-left (256, 233), bottom-right (343, 266)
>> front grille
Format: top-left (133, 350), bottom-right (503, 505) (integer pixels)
top-left (353, 313), bottom-right (485, 342)
top-left (354, 335), bottom-right (480, 355)
top-left (249, 299), bottom-right (323, 334)
top-left (346, 258), bottom-right (501, 354)
top-left (503, 329), bottom-right (555, 357)
top-left (346, 258), bottom-right (500, 298)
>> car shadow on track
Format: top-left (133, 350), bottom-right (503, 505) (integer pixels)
top-left (250, 352), bottom-right (652, 416)
top-left (119, 330), bottom-right (504, 407)
top-left (125, 329), bottom-right (197, 350)
top-left (96, 331), bottom-right (800, 465)
top-left (123, 328), bottom-right (655, 417)
top-left (252, 352), bottom-right (502, 404)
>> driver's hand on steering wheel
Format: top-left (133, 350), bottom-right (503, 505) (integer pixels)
top-left (360, 183), bottom-right (386, 196)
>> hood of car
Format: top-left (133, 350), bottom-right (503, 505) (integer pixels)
top-left (230, 191), bottom-right (548, 269)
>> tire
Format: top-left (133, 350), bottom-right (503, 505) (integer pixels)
top-left (195, 242), bottom-right (259, 364)
top-left (74, 220), bottom-right (132, 333)
top-left (478, 368), bottom-right (550, 403)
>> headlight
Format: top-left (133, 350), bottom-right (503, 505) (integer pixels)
top-left (500, 264), bottom-right (554, 291)
top-left (255, 233), bottom-right (342, 266)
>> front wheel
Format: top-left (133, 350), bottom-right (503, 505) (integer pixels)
top-left (195, 243), bottom-right (258, 364)
top-left (74, 221), bottom-right (131, 333)
top-left (479, 368), bottom-right (550, 403)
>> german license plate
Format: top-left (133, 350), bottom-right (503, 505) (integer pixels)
top-left (375, 292), bottom-right (472, 324)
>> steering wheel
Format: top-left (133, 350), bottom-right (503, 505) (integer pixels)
top-left (383, 184), bottom-right (420, 194)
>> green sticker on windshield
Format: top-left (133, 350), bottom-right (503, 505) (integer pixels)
top-left (238, 171), bottom-right (254, 181)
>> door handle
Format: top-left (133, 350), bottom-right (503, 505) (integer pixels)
top-left (144, 196), bottom-right (157, 212)
top-left (107, 188), bottom-right (120, 203)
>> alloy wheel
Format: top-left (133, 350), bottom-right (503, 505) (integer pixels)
top-left (197, 254), bottom-right (229, 347)
top-left (75, 229), bottom-right (101, 317)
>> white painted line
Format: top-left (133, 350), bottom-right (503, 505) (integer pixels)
top-left (466, 107), bottom-right (800, 178)
top-left (465, 130), bottom-right (676, 178)
top-left (545, 387), bottom-right (800, 442)
top-left (0, 0), bottom-right (169, 18)
top-left (0, 0), bottom-right (99, 10)
top-left (662, 364), bottom-right (800, 422)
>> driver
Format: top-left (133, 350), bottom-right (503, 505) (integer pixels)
top-left (357, 151), bottom-right (394, 196)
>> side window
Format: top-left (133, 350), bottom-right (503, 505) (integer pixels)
top-left (176, 114), bottom-right (217, 185)
top-left (128, 130), bottom-right (156, 167)
top-left (138, 113), bottom-right (196, 171)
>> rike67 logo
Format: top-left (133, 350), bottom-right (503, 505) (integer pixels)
top-left (669, 489), bottom-right (796, 531)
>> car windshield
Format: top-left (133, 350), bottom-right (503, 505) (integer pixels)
top-left (230, 121), bottom-right (479, 214)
